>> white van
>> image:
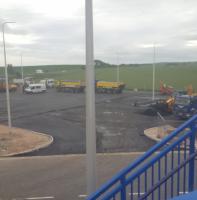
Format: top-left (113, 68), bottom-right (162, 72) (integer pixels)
top-left (24, 84), bottom-right (46, 94)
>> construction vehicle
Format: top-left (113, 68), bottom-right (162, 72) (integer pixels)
top-left (185, 84), bottom-right (197, 96)
top-left (160, 81), bottom-right (174, 95)
top-left (95, 81), bottom-right (125, 94)
top-left (24, 77), bottom-right (34, 85)
top-left (55, 80), bottom-right (125, 94)
top-left (0, 78), bottom-right (17, 92)
top-left (175, 85), bottom-right (197, 97)
top-left (173, 96), bottom-right (197, 119)
top-left (40, 79), bottom-right (55, 88)
top-left (13, 78), bottom-right (24, 85)
top-left (134, 96), bottom-right (175, 116)
top-left (55, 80), bottom-right (85, 93)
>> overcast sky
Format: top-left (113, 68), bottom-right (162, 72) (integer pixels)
top-left (0, 0), bottom-right (197, 66)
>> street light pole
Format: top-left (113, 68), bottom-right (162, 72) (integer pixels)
top-left (152, 44), bottom-right (156, 101)
top-left (2, 22), bottom-right (16, 133)
top-left (116, 54), bottom-right (120, 82)
top-left (21, 53), bottom-right (24, 81)
top-left (85, 0), bottom-right (96, 195)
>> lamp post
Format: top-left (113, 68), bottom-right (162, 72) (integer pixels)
top-left (21, 53), bottom-right (24, 81)
top-left (2, 21), bottom-right (16, 133)
top-left (85, 0), bottom-right (96, 195)
top-left (152, 44), bottom-right (156, 101)
top-left (116, 53), bottom-right (120, 82)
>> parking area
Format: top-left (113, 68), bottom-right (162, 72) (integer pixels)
top-left (0, 89), bottom-right (182, 156)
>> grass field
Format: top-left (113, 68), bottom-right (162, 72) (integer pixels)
top-left (0, 61), bottom-right (197, 91)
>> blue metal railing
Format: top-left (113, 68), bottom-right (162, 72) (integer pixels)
top-left (87, 114), bottom-right (197, 200)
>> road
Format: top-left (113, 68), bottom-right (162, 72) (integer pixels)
top-left (0, 153), bottom-right (139, 200)
top-left (0, 89), bottom-right (181, 155)
top-left (0, 153), bottom-right (196, 200)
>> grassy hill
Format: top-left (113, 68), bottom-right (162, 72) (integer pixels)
top-left (0, 61), bottom-right (197, 91)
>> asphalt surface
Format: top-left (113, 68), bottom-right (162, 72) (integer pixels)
top-left (0, 89), bottom-right (182, 156)
top-left (0, 154), bottom-right (196, 200)
top-left (0, 154), bottom-right (139, 200)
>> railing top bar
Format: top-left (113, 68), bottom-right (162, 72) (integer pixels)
top-left (87, 114), bottom-right (197, 200)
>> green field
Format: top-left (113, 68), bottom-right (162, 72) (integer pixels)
top-left (0, 61), bottom-right (197, 91)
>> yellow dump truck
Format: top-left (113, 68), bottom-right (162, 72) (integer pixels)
top-left (55, 80), bottom-right (85, 93)
top-left (55, 80), bottom-right (126, 94)
top-left (0, 78), bottom-right (17, 92)
top-left (95, 81), bottom-right (125, 93)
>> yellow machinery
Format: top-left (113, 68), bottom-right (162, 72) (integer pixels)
top-left (55, 80), bottom-right (85, 93)
top-left (186, 85), bottom-right (197, 96)
top-left (134, 96), bottom-right (175, 115)
top-left (165, 96), bottom-right (175, 112)
top-left (96, 81), bottom-right (125, 93)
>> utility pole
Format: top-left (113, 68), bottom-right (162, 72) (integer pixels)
top-left (2, 22), bottom-right (16, 133)
top-left (152, 44), bottom-right (156, 101)
top-left (116, 53), bottom-right (120, 82)
top-left (85, 0), bottom-right (97, 195)
top-left (21, 53), bottom-right (24, 81)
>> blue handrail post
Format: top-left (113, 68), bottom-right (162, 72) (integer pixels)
top-left (120, 176), bottom-right (126, 200)
top-left (188, 122), bottom-right (196, 192)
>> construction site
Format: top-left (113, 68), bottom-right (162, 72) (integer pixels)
top-left (0, 85), bottom-right (185, 156)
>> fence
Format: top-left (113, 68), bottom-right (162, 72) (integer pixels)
top-left (87, 114), bottom-right (197, 200)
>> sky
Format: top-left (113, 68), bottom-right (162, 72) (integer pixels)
top-left (0, 0), bottom-right (197, 66)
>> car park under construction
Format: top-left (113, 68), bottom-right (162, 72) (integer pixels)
top-left (0, 89), bottom-right (182, 156)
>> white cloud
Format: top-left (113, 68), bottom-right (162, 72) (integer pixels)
top-left (138, 44), bottom-right (165, 49)
top-left (186, 40), bottom-right (197, 47)
top-left (3, 33), bottom-right (38, 45)
top-left (0, 0), bottom-right (197, 65)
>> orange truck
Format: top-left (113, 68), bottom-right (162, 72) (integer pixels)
top-left (0, 78), bottom-right (17, 92)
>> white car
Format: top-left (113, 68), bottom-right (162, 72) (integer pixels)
top-left (24, 84), bottom-right (46, 94)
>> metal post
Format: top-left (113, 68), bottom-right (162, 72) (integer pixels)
top-left (117, 65), bottom-right (120, 82)
top-left (116, 54), bottom-right (120, 82)
top-left (152, 44), bottom-right (156, 101)
top-left (21, 54), bottom-right (24, 81)
top-left (188, 123), bottom-right (196, 192)
top-left (85, 0), bottom-right (97, 195)
top-left (2, 22), bottom-right (15, 133)
top-left (120, 176), bottom-right (126, 200)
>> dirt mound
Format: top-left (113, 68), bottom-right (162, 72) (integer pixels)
top-left (0, 125), bottom-right (53, 156)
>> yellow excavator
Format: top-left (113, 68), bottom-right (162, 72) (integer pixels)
top-left (134, 96), bottom-right (175, 116)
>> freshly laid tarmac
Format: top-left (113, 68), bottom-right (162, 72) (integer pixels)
top-left (0, 90), bottom-right (182, 156)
